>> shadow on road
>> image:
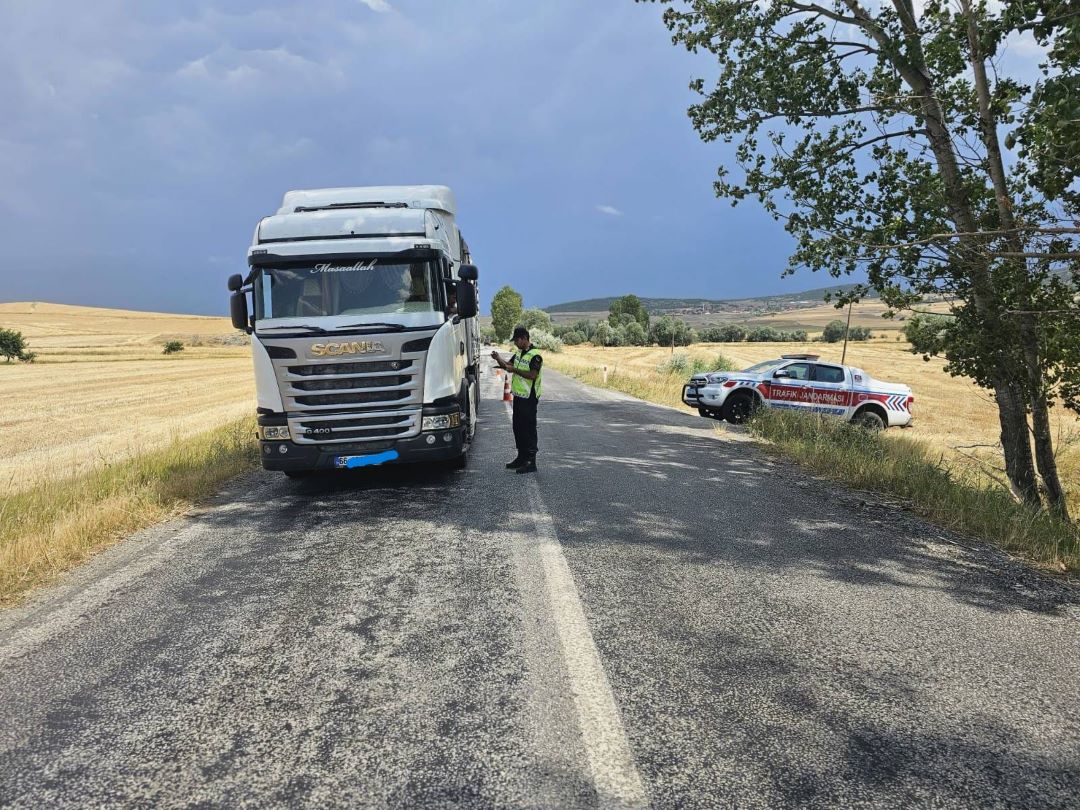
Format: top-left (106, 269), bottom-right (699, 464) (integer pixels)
top-left (534, 390), bottom-right (1080, 619)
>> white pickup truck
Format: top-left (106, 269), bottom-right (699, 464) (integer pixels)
top-left (682, 354), bottom-right (914, 429)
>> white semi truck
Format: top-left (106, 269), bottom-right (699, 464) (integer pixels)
top-left (228, 185), bottom-right (481, 477)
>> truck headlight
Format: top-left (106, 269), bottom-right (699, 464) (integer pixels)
top-left (706, 374), bottom-right (729, 384)
top-left (422, 412), bottom-right (461, 431)
top-left (259, 425), bottom-right (291, 440)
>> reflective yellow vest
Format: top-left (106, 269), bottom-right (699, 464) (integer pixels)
top-left (511, 347), bottom-right (542, 399)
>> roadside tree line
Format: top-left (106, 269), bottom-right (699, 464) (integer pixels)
top-left (487, 288), bottom-right (872, 348)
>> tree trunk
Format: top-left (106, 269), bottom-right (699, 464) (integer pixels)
top-left (994, 381), bottom-right (1041, 506)
top-left (962, 0), bottom-right (1063, 514)
top-left (1019, 313), bottom-right (1070, 517)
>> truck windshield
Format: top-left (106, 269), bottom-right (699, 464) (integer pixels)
top-left (254, 260), bottom-right (438, 319)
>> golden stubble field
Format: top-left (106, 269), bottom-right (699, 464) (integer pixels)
top-left (0, 302), bottom-right (254, 493)
top-left (547, 339), bottom-right (1080, 514)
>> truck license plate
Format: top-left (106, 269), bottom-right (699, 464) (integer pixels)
top-left (334, 450), bottom-right (399, 469)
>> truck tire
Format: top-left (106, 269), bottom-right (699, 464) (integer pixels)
top-left (852, 409), bottom-right (886, 431)
top-left (722, 392), bottom-right (757, 425)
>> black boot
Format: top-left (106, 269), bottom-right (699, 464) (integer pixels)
top-left (505, 455), bottom-right (526, 469)
top-left (515, 456), bottom-right (537, 474)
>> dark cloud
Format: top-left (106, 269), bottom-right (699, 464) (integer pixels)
top-left (1, 0), bottom-right (810, 315)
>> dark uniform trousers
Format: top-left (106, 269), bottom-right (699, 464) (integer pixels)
top-left (512, 394), bottom-right (538, 458)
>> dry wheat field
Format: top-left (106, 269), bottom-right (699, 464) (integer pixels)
top-left (548, 339), bottom-right (1080, 514)
top-left (0, 302), bottom-right (254, 493)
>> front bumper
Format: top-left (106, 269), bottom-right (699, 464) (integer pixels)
top-left (683, 384), bottom-right (727, 410)
top-left (259, 427), bottom-right (467, 471)
top-left (682, 384), bottom-right (702, 407)
top-left (257, 403), bottom-right (467, 471)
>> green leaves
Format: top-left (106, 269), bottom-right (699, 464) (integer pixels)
top-left (490, 286), bottom-right (523, 342)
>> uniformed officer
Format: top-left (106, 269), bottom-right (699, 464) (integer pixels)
top-left (491, 326), bottom-right (543, 474)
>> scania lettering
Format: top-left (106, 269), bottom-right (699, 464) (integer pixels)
top-left (310, 341), bottom-right (385, 357)
top-left (682, 354), bottom-right (914, 430)
top-left (228, 185), bottom-right (482, 477)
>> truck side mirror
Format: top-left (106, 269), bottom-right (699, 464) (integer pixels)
top-left (773, 370), bottom-right (791, 379)
top-left (230, 291), bottom-right (251, 333)
top-left (455, 280), bottom-right (478, 319)
top-left (457, 264), bottom-right (478, 281)
top-left (228, 273), bottom-right (244, 292)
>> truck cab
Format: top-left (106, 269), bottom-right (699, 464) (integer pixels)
top-left (228, 185), bottom-right (482, 476)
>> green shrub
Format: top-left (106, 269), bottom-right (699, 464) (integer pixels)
top-left (530, 329), bottom-right (563, 353)
top-left (163, 340), bottom-right (185, 355)
top-left (0, 328), bottom-right (31, 362)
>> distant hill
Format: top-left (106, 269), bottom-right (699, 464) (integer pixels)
top-left (545, 284), bottom-right (877, 314)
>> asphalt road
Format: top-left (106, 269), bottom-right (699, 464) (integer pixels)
top-left (2, 370), bottom-right (1079, 809)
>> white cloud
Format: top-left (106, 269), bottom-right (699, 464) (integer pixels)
top-left (597, 205), bottom-right (623, 217)
top-left (358, 0), bottom-right (392, 12)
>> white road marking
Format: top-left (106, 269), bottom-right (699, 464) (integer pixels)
top-left (501, 392), bottom-right (648, 809)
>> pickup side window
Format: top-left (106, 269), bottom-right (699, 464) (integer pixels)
top-left (813, 364), bottom-right (845, 384)
top-left (779, 363), bottom-right (812, 380)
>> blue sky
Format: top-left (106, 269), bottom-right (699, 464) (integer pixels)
top-left (0, 1), bottom-right (1043, 316)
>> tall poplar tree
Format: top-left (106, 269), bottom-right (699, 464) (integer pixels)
top-left (490, 286), bottom-right (524, 343)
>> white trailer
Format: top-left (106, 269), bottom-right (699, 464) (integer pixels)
top-left (228, 185), bottom-right (482, 477)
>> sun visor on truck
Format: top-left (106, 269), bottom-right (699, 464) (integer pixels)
top-left (257, 208), bottom-right (428, 244)
top-left (247, 246), bottom-right (440, 268)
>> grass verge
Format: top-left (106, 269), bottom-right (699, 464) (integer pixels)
top-left (749, 410), bottom-right (1079, 572)
top-left (547, 353), bottom-right (732, 411)
top-left (0, 418), bottom-right (258, 607)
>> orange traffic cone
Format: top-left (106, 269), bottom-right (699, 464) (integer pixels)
top-left (503, 377), bottom-right (512, 402)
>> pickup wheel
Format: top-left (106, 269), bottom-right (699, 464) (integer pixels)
top-left (722, 392), bottom-right (758, 425)
top-left (852, 409), bottom-right (886, 431)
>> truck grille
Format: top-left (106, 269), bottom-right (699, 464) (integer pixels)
top-left (291, 374), bottom-right (411, 392)
top-left (288, 359), bottom-right (413, 376)
top-left (294, 411), bottom-right (416, 442)
top-left (293, 391), bottom-right (411, 407)
top-left (267, 333), bottom-right (433, 445)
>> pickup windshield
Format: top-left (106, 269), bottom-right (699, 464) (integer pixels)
top-left (254, 260), bottom-right (438, 319)
top-left (742, 359), bottom-right (786, 374)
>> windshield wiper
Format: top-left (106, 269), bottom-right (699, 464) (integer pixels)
top-left (257, 322), bottom-right (412, 334)
top-left (256, 324), bottom-right (331, 334)
top-left (339, 322), bottom-right (407, 332)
